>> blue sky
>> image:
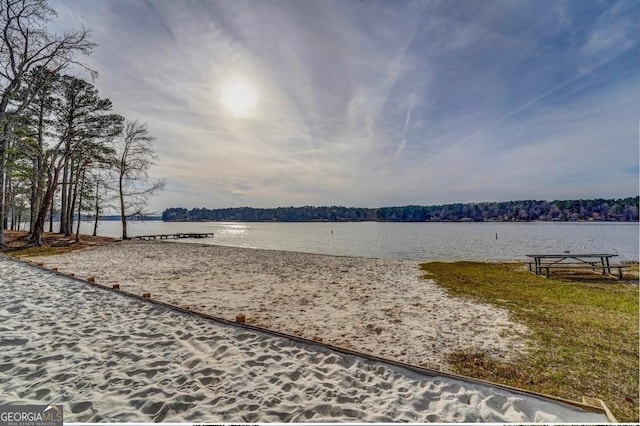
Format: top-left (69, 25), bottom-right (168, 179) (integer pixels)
top-left (51, 0), bottom-right (638, 210)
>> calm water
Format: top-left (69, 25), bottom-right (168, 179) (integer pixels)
top-left (77, 221), bottom-right (639, 262)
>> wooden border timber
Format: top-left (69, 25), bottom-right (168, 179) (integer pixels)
top-left (6, 254), bottom-right (617, 423)
top-left (583, 397), bottom-right (618, 423)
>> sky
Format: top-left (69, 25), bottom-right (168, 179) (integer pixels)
top-left (50, 0), bottom-right (639, 211)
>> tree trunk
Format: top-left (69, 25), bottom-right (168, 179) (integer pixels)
top-left (10, 204), bottom-right (15, 230)
top-left (30, 156), bottom-right (39, 233)
top-left (67, 160), bottom-right (78, 237)
top-left (28, 169), bottom-right (62, 247)
top-left (92, 180), bottom-right (99, 236)
top-left (0, 126), bottom-right (8, 246)
top-left (48, 191), bottom-right (54, 233)
top-left (0, 83), bottom-right (21, 246)
top-left (119, 173), bottom-right (127, 240)
top-left (59, 156), bottom-right (69, 234)
top-left (30, 92), bottom-right (46, 233)
top-left (7, 177), bottom-right (13, 230)
top-left (74, 175), bottom-right (84, 243)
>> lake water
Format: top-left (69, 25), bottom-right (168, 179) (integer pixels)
top-left (77, 221), bottom-right (639, 262)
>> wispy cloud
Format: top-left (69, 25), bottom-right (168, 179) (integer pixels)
top-left (51, 0), bottom-right (639, 209)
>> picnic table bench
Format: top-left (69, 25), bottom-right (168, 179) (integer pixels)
top-left (526, 253), bottom-right (630, 279)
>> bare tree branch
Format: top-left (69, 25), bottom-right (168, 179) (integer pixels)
top-left (0, 0), bottom-right (95, 246)
top-left (115, 120), bottom-right (165, 239)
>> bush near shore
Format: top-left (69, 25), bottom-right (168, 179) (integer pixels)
top-left (421, 262), bottom-right (639, 422)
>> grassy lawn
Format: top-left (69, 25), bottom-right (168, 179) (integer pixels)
top-left (421, 262), bottom-right (638, 422)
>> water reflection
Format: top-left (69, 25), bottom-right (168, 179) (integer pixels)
top-left (217, 224), bottom-right (248, 236)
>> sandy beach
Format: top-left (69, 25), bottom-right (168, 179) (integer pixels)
top-left (28, 240), bottom-right (530, 369)
top-left (0, 256), bottom-right (608, 422)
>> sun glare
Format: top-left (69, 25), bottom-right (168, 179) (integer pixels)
top-left (220, 79), bottom-right (257, 118)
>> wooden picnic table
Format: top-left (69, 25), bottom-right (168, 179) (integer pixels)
top-left (525, 253), bottom-right (626, 278)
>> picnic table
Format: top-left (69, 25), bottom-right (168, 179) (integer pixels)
top-left (526, 253), bottom-right (628, 279)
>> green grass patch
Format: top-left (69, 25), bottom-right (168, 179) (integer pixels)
top-left (421, 261), bottom-right (639, 422)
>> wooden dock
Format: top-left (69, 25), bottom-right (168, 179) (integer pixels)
top-left (133, 233), bottom-right (214, 241)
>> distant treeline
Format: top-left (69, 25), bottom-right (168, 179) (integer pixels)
top-left (162, 197), bottom-right (639, 222)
